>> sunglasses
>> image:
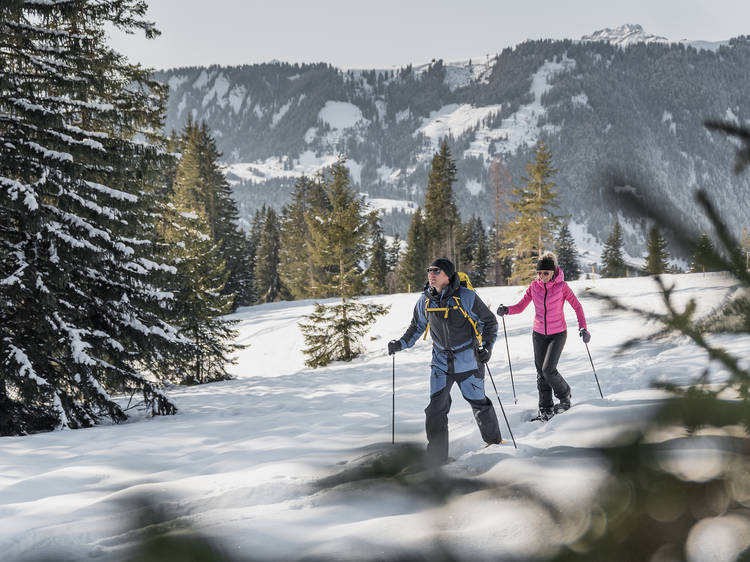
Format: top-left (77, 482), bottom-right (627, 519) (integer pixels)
top-left (537, 271), bottom-right (554, 277)
top-left (426, 267), bottom-right (442, 274)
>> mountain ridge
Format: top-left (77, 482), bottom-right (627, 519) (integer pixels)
top-left (153, 28), bottom-right (750, 263)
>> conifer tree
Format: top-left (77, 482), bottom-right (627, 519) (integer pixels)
top-left (601, 220), bottom-right (627, 277)
top-left (501, 141), bottom-right (561, 283)
top-left (0, 1), bottom-right (180, 434)
top-left (279, 175), bottom-right (328, 300)
top-left (488, 223), bottom-right (513, 286)
top-left (385, 233), bottom-right (402, 294)
top-left (555, 222), bottom-right (582, 279)
top-left (458, 216), bottom-right (490, 286)
top-left (398, 208), bottom-right (429, 292)
top-left (366, 215), bottom-right (388, 295)
top-left (254, 207), bottom-right (287, 303)
top-left (423, 140), bottom-right (460, 260)
top-left (174, 121), bottom-right (252, 308)
top-left (690, 233), bottom-right (718, 273)
top-left (159, 123), bottom-right (241, 384)
top-left (642, 226), bottom-right (670, 275)
top-left (299, 161), bottom-right (389, 367)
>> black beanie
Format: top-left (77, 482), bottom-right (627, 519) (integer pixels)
top-left (430, 258), bottom-right (455, 278)
top-left (536, 255), bottom-right (556, 271)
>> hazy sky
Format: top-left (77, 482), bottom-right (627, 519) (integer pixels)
top-left (109, 0), bottom-right (749, 70)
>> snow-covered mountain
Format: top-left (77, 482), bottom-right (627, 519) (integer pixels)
top-left (582, 23), bottom-right (729, 52)
top-left (153, 28), bottom-right (750, 260)
top-left (581, 23), bottom-right (669, 47)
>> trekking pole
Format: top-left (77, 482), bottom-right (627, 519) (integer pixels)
top-left (392, 354), bottom-right (396, 444)
top-left (501, 316), bottom-right (517, 404)
top-left (585, 342), bottom-right (604, 399)
top-left (485, 364), bottom-right (517, 449)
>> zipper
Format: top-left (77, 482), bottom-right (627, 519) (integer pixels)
top-left (543, 283), bottom-right (548, 335)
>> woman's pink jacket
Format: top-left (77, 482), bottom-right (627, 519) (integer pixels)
top-left (506, 268), bottom-right (587, 335)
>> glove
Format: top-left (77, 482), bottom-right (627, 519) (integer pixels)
top-left (579, 328), bottom-right (591, 344)
top-left (476, 346), bottom-right (492, 364)
top-left (388, 339), bottom-right (402, 355)
top-left (496, 305), bottom-right (509, 316)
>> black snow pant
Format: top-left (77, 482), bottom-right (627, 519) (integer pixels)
top-left (424, 373), bottom-right (502, 465)
top-left (533, 330), bottom-right (571, 410)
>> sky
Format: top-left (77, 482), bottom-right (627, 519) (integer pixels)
top-left (108, 0), bottom-right (750, 70)
top-left (2, 273), bottom-right (748, 560)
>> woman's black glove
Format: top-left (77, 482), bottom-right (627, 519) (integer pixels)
top-left (579, 328), bottom-right (591, 343)
top-left (496, 305), bottom-right (509, 316)
top-left (388, 340), bottom-right (402, 355)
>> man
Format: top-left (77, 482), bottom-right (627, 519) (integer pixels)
top-left (388, 258), bottom-right (502, 465)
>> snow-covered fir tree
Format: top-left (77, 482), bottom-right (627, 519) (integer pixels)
top-left (555, 222), bottom-right (581, 279)
top-left (299, 161), bottom-right (389, 367)
top-left (0, 0), bottom-right (181, 434)
top-left (642, 226), bottom-right (670, 275)
top-left (601, 220), bottom-right (627, 278)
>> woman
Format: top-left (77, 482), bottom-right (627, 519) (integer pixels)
top-left (496, 252), bottom-right (590, 420)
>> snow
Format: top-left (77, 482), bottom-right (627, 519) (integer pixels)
top-left (413, 55), bottom-right (577, 162)
top-left (318, 100), bottom-right (366, 130)
top-left (362, 195), bottom-right (417, 215)
top-left (224, 151), bottom-right (341, 185)
top-left (1, 274), bottom-right (748, 560)
top-left (415, 103), bottom-right (503, 153)
top-left (202, 72), bottom-right (231, 108)
top-left (465, 178), bottom-right (483, 196)
top-left (581, 24), bottom-right (669, 47)
top-left (270, 99), bottom-right (293, 128)
top-left (228, 84), bottom-right (247, 114)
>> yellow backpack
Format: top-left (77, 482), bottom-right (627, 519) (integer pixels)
top-left (423, 271), bottom-right (482, 347)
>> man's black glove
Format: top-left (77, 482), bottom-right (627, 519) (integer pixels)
top-left (476, 345), bottom-right (492, 364)
top-left (496, 305), bottom-right (509, 316)
top-left (579, 328), bottom-right (591, 344)
top-left (388, 339), bottom-right (402, 355)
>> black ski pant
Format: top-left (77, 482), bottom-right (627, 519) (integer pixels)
top-left (533, 330), bottom-right (571, 410)
top-left (424, 371), bottom-right (502, 465)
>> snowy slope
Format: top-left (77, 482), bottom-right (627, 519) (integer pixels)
top-left (1, 274), bottom-right (748, 561)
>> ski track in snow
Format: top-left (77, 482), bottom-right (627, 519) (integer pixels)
top-left (1, 273), bottom-right (748, 561)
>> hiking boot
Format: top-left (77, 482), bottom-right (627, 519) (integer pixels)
top-left (554, 393), bottom-right (571, 414)
top-left (538, 407), bottom-right (554, 421)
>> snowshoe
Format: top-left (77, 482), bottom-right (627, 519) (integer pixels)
top-left (530, 407), bottom-right (555, 422)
